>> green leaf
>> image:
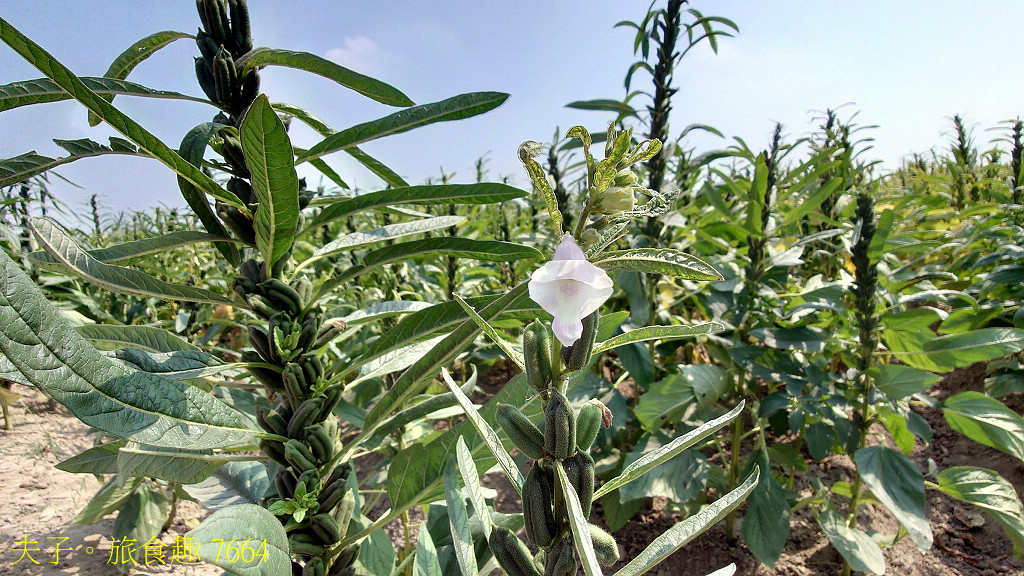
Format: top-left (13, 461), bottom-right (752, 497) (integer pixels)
top-left (595, 248), bottom-right (723, 280)
top-left (453, 295), bottom-right (525, 371)
top-left (565, 98), bottom-right (639, 117)
top-left (611, 468), bottom-right (758, 576)
top-left (55, 440), bottom-right (125, 475)
top-left (456, 436), bottom-right (491, 539)
top-left (76, 324), bottom-right (201, 353)
top-left (556, 461), bottom-right (602, 576)
top-left (241, 94), bottom-right (300, 267)
top-left (116, 442), bottom-right (229, 484)
top-left (0, 249), bottom-right (256, 450)
top-left (111, 487), bottom-right (170, 570)
top-left (31, 230), bottom-right (234, 265)
top-left (177, 121), bottom-right (239, 264)
top-left (442, 456), bottom-right (478, 576)
top-left (942, 391), bottom-right (1024, 464)
top-left (414, 521), bottom-right (443, 576)
top-left (305, 183), bottom-right (525, 231)
top-left (854, 446), bottom-right (932, 551)
top-left (594, 402), bottom-right (744, 500)
top-left (0, 137), bottom-right (144, 188)
top-left (741, 450), bottom-right (790, 567)
top-left (296, 92), bottom-right (509, 164)
top-left (187, 504), bottom-right (290, 576)
top-left (517, 140), bottom-right (563, 236)
top-left (361, 371), bottom-right (476, 449)
top-left (749, 326), bottom-right (827, 353)
top-left (806, 422), bottom-right (834, 461)
top-left (870, 365), bottom-right (941, 399)
top-left (0, 75), bottom-right (206, 113)
top-left (935, 466), bottom-right (1024, 557)
top-left (29, 218), bottom-right (237, 306)
top-left (306, 215), bottom-right (464, 264)
top-left (634, 365), bottom-right (729, 431)
top-left (893, 328), bottom-right (1024, 372)
top-left (816, 504), bottom-right (885, 574)
top-left (619, 441), bottom-right (708, 503)
top-left (237, 48), bottom-right (413, 107)
top-left (593, 322), bottom-right (724, 355)
top-left (183, 461), bottom-right (270, 511)
top-left (74, 477), bottom-right (143, 524)
top-left (441, 368), bottom-right (524, 494)
top-left (0, 18), bottom-right (242, 208)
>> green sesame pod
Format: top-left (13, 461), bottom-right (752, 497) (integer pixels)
top-left (544, 537), bottom-right (577, 576)
top-left (256, 405), bottom-right (286, 436)
top-left (496, 404), bottom-right (546, 460)
top-left (289, 539), bottom-right (326, 557)
top-left (523, 462), bottom-right (557, 548)
top-left (560, 310), bottom-right (598, 372)
top-left (317, 480), bottom-right (347, 512)
top-left (575, 400), bottom-right (602, 452)
top-left (248, 325), bottom-right (276, 363)
top-left (243, 352), bottom-right (283, 390)
top-left (307, 424), bottom-right (333, 464)
top-left (314, 319), bottom-right (347, 349)
top-left (195, 57), bottom-right (218, 102)
top-left (588, 524), bottom-right (619, 566)
top-left (291, 277), bottom-right (313, 307)
top-left (212, 47), bottom-right (235, 106)
top-left (247, 294), bottom-right (282, 319)
top-left (282, 364), bottom-right (307, 403)
top-left (296, 315), bottom-right (319, 352)
top-left (544, 390), bottom-right (576, 460)
top-left (323, 462), bottom-right (353, 489)
top-left (227, 176), bottom-right (255, 205)
top-left (317, 385), bottom-right (343, 422)
top-left (300, 353), bottom-right (324, 386)
top-left (201, 0), bottom-right (228, 43)
top-left (232, 275), bottom-right (257, 300)
top-left (302, 557), bottom-right (325, 576)
top-left (564, 451), bottom-right (595, 518)
top-left (239, 70), bottom-right (260, 108)
top-left (489, 527), bottom-right (542, 576)
top-left (332, 489), bottom-right (356, 537)
top-left (261, 279), bottom-right (303, 316)
top-left (227, 0), bottom-right (252, 55)
top-left (284, 439), bottom-right (317, 472)
top-left (296, 469), bottom-right (319, 495)
top-left (196, 30), bottom-right (220, 64)
top-left (524, 320), bottom-right (554, 391)
top-left (274, 469), bottom-right (297, 499)
top-left (271, 250), bottom-right (292, 280)
top-left (259, 438), bottom-right (288, 466)
top-left (288, 396), bottom-right (324, 437)
top-left (217, 202), bottom-right (256, 245)
top-left (309, 513), bottom-right (341, 543)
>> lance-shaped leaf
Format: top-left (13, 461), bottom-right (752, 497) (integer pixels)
top-left (0, 249), bottom-right (256, 450)
top-left (0, 137), bottom-right (144, 188)
top-left (456, 436), bottom-right (491, 538)
top-left (188, 504), bottom-right (290, 576)
top-left (741, 450), bottom-right (790, 567)
top-left (88, 30), bottom-right (195, 125)
top-left (943, 391), bottom-right (1024, 464)
top-left (595, 248), bottom-right (723, 280)
top-left (612, 468), bottom-right (758, 576)
top-left (296, 92), bottom-right (509, 164)
top-left (304, 215), bottom-right (465, 266)
top-left (594, 402), bottom-right (743, 500)
top-left (304, 182), bottom-right (526, 232)
top-left (453, 295), bottom-right (525, 371)
top-left (593, 322), bottom-right (725, 355)
top-left (77, 324), bottom-right (201, 353)
top-left (177, 121), bottom-right (239, 263)
top-left (0, 18), bottom-right (243, 209)
top-left (442, 456), bottom-right (478, 576)
top-left (816, 504), bottom-right (885, 575)
top-left (0, 76), bottom-right (206, 113)
top-left (116, 442), bottom-right (230, 484)
top-left (518, 140), bottom-right (563, 236)
top-left (935, 466), bottom-right (1024, 556)
top-left (442, 368), bottom-right (524, 494)
top-left (29, 218), bottom-right (237, 306)
top-left (414, 522), bottom-right (443, 576)
top-left (362, 281), bottom-right (529, 433)
top-left (556, 461), bottom-right (603, 576)
top-left (241, 94), bottom-right (300, 267)
top-left (56, 440), bottom-right (126, 475)
top-left (237, 48), bottom-right (413, 107)
top-left (31, 230), bottom-right (234, 265)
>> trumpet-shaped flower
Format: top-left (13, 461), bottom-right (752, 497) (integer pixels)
top-left (529, 234), bottom-right (614, 346)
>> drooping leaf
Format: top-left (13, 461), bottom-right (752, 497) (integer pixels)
top-left (116, 442), bottom-right (232, 484)
top-left (741, 450), bottom-right (790, 567)
top-left (556, 461), bottom-right (602, 576)
top-left (611, 468), bottom-right (758, 576)
top-left (110, 487), bottom-right (170, 571)
top-left (187, 504), bottom-right (290, 576)
top-left (595, 248), bottom-right (723, 280)
top-left (306, 215), bottom-right (464, 264)
top-left (816, 504), bottom-right (885, 574)
top-left (854, 446), bottom-right (932, 550)
top-left (634, 365), bottom-right (729, 431)
top-left (31, 230), bottom-right (235, 265)
top-left (870, 364), bottom-right (941, 399)
top-left (0, 75), bottom-right (206, 113)
top-left (55, 440), bottom-right (126, 475)
top-left (593, 322), bottom-right (724, 355)
top-left (0, 249), bottom-right (256, 450)
top-left (442, 456), bottom-right (478, 576)
top-left (935, 466), bottom-right (1024, 557)
top-left (296, 92), bottom-right (509, 164)
top-left (0, 18), bottom-right (242, 208)
top-left (29, 217), bottom-right (237, 306)
top-left (76, 324), bottom-right (202, 353)
top-left (414, 522), bottom-right (443, 576)
top-left (240, 94), bottom-right (300, 267)
top-left (177, 121), bottom-right (239, 263)
top-left (943, 391), bottom-right (1024, 464)
top-left (237, 48), bottom-right (413, 107)
top-left (0, 137), bottom-right (144, 188)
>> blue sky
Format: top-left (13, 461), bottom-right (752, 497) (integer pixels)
top-left (2, 2), bottom-right (1023, 217)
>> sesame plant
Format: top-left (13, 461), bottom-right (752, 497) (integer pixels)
top-left (0, 2), bottom-right (553, 575)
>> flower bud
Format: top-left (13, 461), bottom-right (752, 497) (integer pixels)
top-left (613, 168), bottom-right (639, 187)
top-left (592, 185), bottom-right (636, 215)
top-left (581, 228), bottom-right (601, 248)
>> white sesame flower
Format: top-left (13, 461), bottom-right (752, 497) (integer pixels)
top-left (528, 234), bottom-right (614, 346)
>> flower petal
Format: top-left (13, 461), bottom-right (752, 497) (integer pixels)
top-left (553, 234), bottom-right (586, 261)
top-left (552, 315), bottom-right (584, 347)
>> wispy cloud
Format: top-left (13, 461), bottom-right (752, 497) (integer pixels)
top-left (325, 36), bottom-right (389, 75)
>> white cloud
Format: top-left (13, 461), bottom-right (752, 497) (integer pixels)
top-left (325, 36), bottom-right (388, 75)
